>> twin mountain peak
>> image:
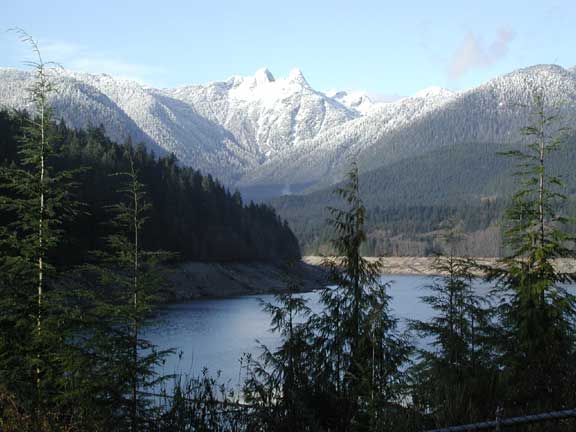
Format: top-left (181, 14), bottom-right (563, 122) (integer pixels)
top-left (0, 64), bottom-right (575, 198)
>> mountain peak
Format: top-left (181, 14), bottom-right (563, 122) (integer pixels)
top-left (413, 86), bottom-right (454, 99)
top-left (254, 67), bottom-right (275, 84)
top-left (328, 90), bottom-right (348, 98)
top-left (509, 64), bottom-right (568, 77)
top-left (287, 68), bottom-right (309, 87)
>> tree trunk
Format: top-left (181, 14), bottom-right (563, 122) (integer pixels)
top-left (131, 165), bottom-right (139, 432)
top-left (36, 83), bottom-right (46, 392)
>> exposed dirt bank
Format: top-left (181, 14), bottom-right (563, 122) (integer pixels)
top-left (302, 256), bottom-right (576, 276)
top-left (164, 257), bottom-right (576, 301)
top-left (165, 260), bottom-right (325, 301)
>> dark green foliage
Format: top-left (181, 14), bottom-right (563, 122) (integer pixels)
top-left (486, 93), bottom-right (576, 419)
top-left (0, 111), bottom-right (300, 265)
top-left (409, 250), bottom-right (499, 428)
top-left (0, 32), bottom-right (95, 429)
top-left (245, 164), bottom-right (412, 431)
top-left (272, 136), bottom-right (576, 256)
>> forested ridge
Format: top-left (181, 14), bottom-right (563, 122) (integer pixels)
top-left (0, 109), bottom-right (300, 264)
top-left (273, 138), bottom-right (576, 256)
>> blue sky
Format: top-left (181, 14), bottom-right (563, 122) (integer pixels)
top-left (1, 0), bottom-right (575, 99)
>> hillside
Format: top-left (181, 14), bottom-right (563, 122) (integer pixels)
top-left (240, 65), bottom-right (576, 196)
top-left (271, 137), bottom-right (576, 256)
top-left (3, 64), bottom-right (576, 256)
top-left (3, 64), bottom-right (575, 200)
top-left (0, 110), bottom-right (300, 264)
top-left (0, 67), bottom-right (362, 184)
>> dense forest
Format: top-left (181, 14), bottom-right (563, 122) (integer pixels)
top-left (273, 137), bottom-right (576, 256)
top-left (0, 110), bottom-right (300, 264)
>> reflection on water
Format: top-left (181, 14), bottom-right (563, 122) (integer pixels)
top-left (146, 275), bottom-right (493, 387)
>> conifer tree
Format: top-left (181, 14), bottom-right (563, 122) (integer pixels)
top-left (313, 162), bottom-right (411, 431)
top-left (84, 153), bottom-right (173, 431)
top-left (487, 91), bottom-right (576, 415)
top-left (0, 30), bottom-right (86, 429)
top-left (242, 164), bottom-right (411, 431)
top-left (409, 227), bottom-right (498, 428)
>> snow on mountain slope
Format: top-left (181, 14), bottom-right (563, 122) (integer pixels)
top-left (238, 65), bottom-right (576, 193)
top-left (0, 67), bottom-right (157, 153)
top-left (164, 68), bottom-right (358, 159)
top-left (1, 64), bottom-right (575, 195)
top-left (238, 83), bottom-right (458, 189)
top-left (0, 67), bottom-right (358, 182)
top-left (326, 90), bottom-right (384, 115)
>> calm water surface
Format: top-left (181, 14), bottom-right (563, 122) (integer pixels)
top-left (147, 275), bottom-right (493, 387)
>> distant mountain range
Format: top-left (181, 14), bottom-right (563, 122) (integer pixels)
top-left (1, 64), bottom-right (576, 201)
top-left (0, 67), bottom-right (363, 185)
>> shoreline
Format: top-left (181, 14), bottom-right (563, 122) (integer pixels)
top-left (304, 256), bottom-right (576, 275)
top-left (163, 256), bottom-right (576, 302)
top-left (164, 260), bottom-right (325, 301)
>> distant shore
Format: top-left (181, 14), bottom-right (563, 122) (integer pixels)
top-left (164, 256), bottom-right (576, 301)
top-left (303, 256), bottom-right (576, 276)
top-left (303, 256), bottom-right (446, 276)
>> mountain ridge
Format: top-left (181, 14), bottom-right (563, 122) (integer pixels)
top-left (1, 64), bottom-right (575, 197)
top-left (238, 64), bottom-right (576, 197)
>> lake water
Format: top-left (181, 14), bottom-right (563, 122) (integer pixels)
top-left (147, 274), bottom-right (493, 388)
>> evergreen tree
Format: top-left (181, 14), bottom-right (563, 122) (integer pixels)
top-left (242, 164), bottom-right (411, 431)
top-left (487, 91), bottom-right (576, 417)
top-left (409, 228), bottom-right (498, 428)
top-left (243, 264), bottom-right (317, 431)
top-left (84, 154), bottom-right (174, 431)
top-left (0, 31), bottom-right (88, 430)
top-left (313, 163), bottom-right (411, 431)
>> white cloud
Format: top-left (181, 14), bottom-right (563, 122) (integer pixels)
top-left (448, 28), bottom-right (515, 80)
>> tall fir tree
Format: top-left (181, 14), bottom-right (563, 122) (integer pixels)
top-left (409, 227), bottom-right (498, 429)
top-left (83, 153), bottom-right (174, 431)
top-left (242, 164), bottom-right (412, 432)
top-left (312, 163), bottom-right (411, 431)
top-left (0, 31), bottom-right (89, 430)
top-left (487, 91), bottom-right (576, 417)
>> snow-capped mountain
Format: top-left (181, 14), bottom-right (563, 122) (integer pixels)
top-left (164, 68), bottom-right (358, 161)
top-left (0, 67), bottom-right (360, 183)
top-left (238, 65), bottom-right (576, 194)
top-left (325, 90), bottom-right (384, 115)
top-left (1, 64), bottom-right (575, 196)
